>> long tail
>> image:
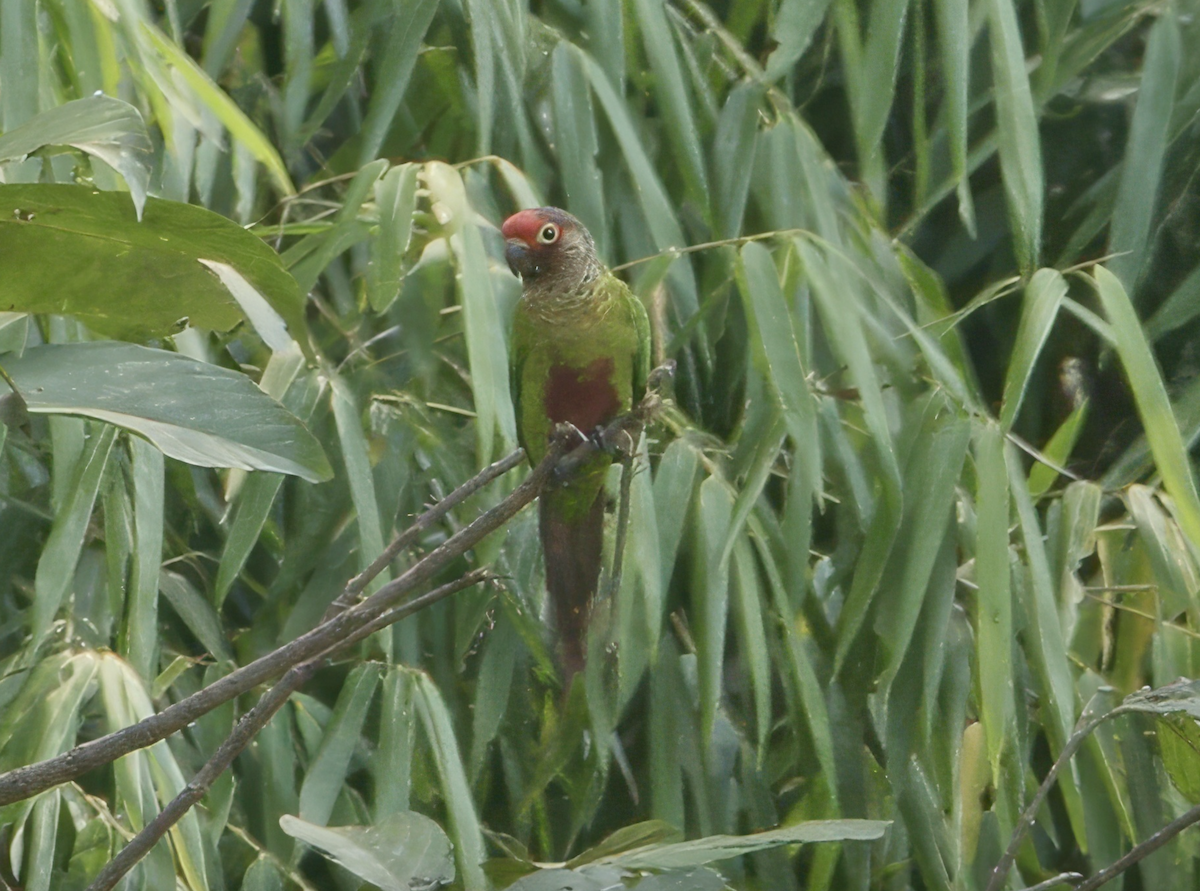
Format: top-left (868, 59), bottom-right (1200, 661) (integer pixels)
top-left (539, 490), bottom-right (605, 680)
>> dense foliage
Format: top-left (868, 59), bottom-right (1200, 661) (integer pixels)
top-left (1, 0), bottom-right (1200, 889)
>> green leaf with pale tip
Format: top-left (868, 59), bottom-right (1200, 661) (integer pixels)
top-left (280, 811), bottom-right (454, 891)
top-left (3, 342), bottom-right (332, 482)
top-left (0, 184), bottom-right (307, 347)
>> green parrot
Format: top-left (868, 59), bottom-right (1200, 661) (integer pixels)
top-left (502, 207), bottom-right (651, 678)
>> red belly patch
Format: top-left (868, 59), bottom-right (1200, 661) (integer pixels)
top-left (544, 358), bottom-right (620, 433)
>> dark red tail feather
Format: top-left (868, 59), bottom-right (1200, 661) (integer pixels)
top-left (539, 490), bottom-right (605, 680)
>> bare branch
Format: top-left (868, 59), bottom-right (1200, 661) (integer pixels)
top-left (0, 442), bottom-right (553, 806)
top-left (85, 569), bottom-right (493, 891)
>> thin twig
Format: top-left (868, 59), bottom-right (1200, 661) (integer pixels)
top-left (86, 570), bottom-right (492, 891)
top-left (1073, 802), bottom-right (1200, 890)
top-left (323, 447), bottom-right (527, 618)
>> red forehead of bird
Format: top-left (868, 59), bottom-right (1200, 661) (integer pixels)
top-left (501, 208), bottom-right (574, 244)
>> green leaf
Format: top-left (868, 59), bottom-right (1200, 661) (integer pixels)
top-left (142, 22), bottom-right (295, 196)
top-left (874, 407), bottom-right (970, 693)
top-left (843, 0), bottom-right (910, 197)
top-left (0, 96), bottom-right (152, 217)
top-left (765, 0), bottom-right (832, 80)
top-left (800, 242), bottom-right (901, 508)
top-left (631, 0), bottom-right (709, 209)
top-left (592, 820), bottom-right (890, 869)
top-left (413, 671), bottom-right (487, 891)
top-left (425, 161), bottom-right (517, 460)
top-left (506, 869), bottom-right (607, 891)
top-left (737, 242), bottom-right (817, 450)
top-left (240, 857), bottom-right (285, 891)
top-left (931, 0), bottom-right (974, 232)
top-left (975, 422), bottom-right (1013, 781)
top-left (1093, 266), bottom-right (1200, 552)
top-left (0, 184), bottom-right (308, 345)
top-left (30, 425), bottom-right (116, 653)
top-left (987, 0), bottom-right (1044, 273)
top-left (24, 789), bottom-right (60, 891)
top-left (1158, 714), bottom-right (1200, 804)
top-left (367, 163), bottom-right (419, 313)
top-left (280, 811), bottom-right (455, 891)
top-left (713, 84), bottom-right (762, 239)
top-left (632, 868), bottom-right (729, 891)
top-left (3, 342), bottom-right (332, 482)
top-left (551, 45), bottom-right (607, 255)
top-left (694, 476), bottom-right (733, 745)
top-left (213, 472), bottom-right (284, 608)
top-left (331, 373), bottom-right (389, 595)
top-left (125, 435), bottom-right (164, 679)
top-left (1000, 268), bottom-right (1067, 429)
top-left (299, 663), bottom-right (383, 827)
top-left (1107, 8), bottom-right (1180, 296)
top-left (357, 0), bottom-right (440, 164)
top-left (732, 536), bottom-right (771, 752)
top-left (568, 820), bottom-right (683, 868)
top-left (577, 47), bottom-right (698, 315)
top-left (1027, 399), bottom-right (1090, 498)
top-left (1006, 441), bottom-right (1086, 836)
top-left (1146, 261), bottom-right (1200, 341)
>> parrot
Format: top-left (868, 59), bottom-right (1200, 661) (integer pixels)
top-left (501, 207), bottom-right (651, 679)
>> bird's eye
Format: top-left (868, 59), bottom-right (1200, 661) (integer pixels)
top-left (537, 224), bottom-right (560, 244)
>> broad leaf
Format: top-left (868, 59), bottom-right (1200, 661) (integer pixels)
top-left (0, 184), bottom-right (308, 347)
top-left (280, 811), bottom-right (454, 891)
top-left (2, 342), bottom-right (332, 482)
top-left (0, 96), bottom-right (152, 217)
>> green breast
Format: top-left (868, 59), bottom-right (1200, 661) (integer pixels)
top-left (511, 283), bottom-right (644, 467)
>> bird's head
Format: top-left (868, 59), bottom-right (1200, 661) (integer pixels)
top-left (501, 207), bottom-right (600, 297)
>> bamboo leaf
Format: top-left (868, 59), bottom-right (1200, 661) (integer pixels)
top-left (413, 672), bottom-right (487, 891)
top-left (281, 811), bottom-right (455, 891)
top-left (987, 0), bottom-right (1043, 273)
top-left (299, 663), bottom-right (383, 827)
top-left (975, 422), bottom-right (1013, 780)
top-left (1107, 8), bottom-right (1180, 296)
top-left (1000, 268), bottom-right (1067, 430)
top-left (1093, 266), bottom-right (1200, 552)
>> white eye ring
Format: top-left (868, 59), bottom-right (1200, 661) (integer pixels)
top-left (536, 223), bottom-right (560, 244)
